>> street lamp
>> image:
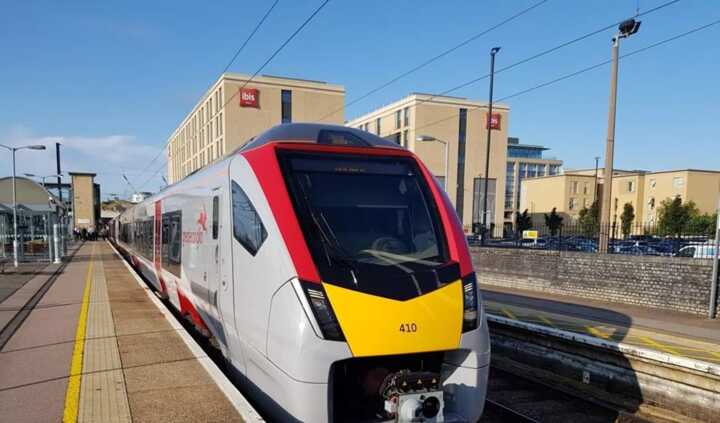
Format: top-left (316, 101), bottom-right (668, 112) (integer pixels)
top-left (0, 144), bottom-right (47, 267)
top-left (599, 18), bottom-right (641, 253)
top-left (416, 135), bottom-right (449, 192)
top-left (482, 46), bottom-right (501, 244)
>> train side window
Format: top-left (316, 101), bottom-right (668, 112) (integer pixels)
top-left (162, 211), bottom-right (182, 277)
top-left (231, 181), bottom-right (267, 256)
top-left (212, 196), bottom-right (219, 240)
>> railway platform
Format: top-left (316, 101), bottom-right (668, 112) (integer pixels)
top-left (482, 285), bottom-right (720, 365)
top-left (0, 241), bottom-right (255, 423)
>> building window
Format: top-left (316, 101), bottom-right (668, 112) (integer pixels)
top-left (402, 130), bottom-right (408, 147)
top-left (219, 113), bottom-right (223, 135)
top-left (395, 110), bottom-right (401, 129)
top-left (569, 197), bottom-right (578, 210)
top-left (648, 197), bottom-right (655, 209)
top-left (281, 90), bottom-right (292, 123)
top-left (403, 107), bottom-right (410, 126)
top-left (584, 198), bottom-right (591, 208)
top-left (627, 180), bottom-right (634, 192)
top-left (549, 164), bottom-right (560, 175)
top-left (583, 182), bottom-right (589, 195)
top-left (455, 108), bottom-right (468, 221)
top-left (219, 87), bottom-right (223, 104)
top-left (571, 181), bottom-right (579, 194)
top-left (673, 177), bottom-right (684, 189)
top-left (376, 117), bottom-right (381, 135)
top-left (505, 162), bottom-right (515, 209)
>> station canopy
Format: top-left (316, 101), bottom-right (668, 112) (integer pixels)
top-left (0, 176), bottom-right (65, 214)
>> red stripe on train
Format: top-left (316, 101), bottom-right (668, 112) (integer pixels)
top-left (177, 289), bottom-right (209, 333)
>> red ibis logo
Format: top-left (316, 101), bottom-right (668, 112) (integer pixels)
top-left (240, 88), bottom-right (260, 108)
top-left (486, 113), bottom-right (502, 130)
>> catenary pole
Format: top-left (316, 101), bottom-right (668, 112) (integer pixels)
top-left (482, 47), bottom-right (500, 244)
top-left (709, 197), bottom-right (720, 319)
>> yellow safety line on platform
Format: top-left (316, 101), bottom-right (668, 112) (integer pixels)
top-left (501, 307), bottom-right (517, 320)
top-left (62, 245), bottom-right (94, 423)
top-left (538, 315), bottom-right (556, 328)
top-left (640, 336), bottom-right (680, 356)
top-left (586, 326), bottom-right (611, 339)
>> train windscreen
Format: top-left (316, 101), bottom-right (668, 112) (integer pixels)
top-left (279, 151), bottom-right (458, 300)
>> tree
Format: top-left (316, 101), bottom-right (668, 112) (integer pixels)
top-left (687, 212), bottom-right (716, 237)
top-left (515, 209), bottom-right (532, 238)
top-left (657, 197), bottom-right (696, 236)
top-left (577, 200), bottom-right (599, 238)
top-left (620, 203), bottom-right (635, 238)
top-left (544, 207), bottom-right (564, 236)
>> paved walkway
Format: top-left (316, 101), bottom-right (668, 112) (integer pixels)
top-left (482, 285), bottom-right (720, 365)
top-left (0, 261), bottom-right (50, 303)
top-left (0, 242), bottom-right (244, 422)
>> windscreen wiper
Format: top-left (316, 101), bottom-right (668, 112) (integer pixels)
top-left (295, 178), bottom-right (360, 285)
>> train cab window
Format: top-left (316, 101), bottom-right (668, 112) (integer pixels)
top-left (212, 196), bottom-right (219, 239)
top-left (161, 211), bottom-right (182, 277)
top-left (231, 181), bottom-right (267, 256)
top-left (279, 152), bottom-right (453, 300)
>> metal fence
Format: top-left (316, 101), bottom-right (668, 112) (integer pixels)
top-left (474, 222), bottom-right (718, 259)
top-left (0, 214), bottom-right (72, 263)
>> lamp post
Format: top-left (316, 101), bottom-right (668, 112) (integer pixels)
top-left (599, 18), bottom-right (641, 253)
top-left (0, 143), bottom-right (47, 267)
top-left (416, 135), bottom-right (449, 192)
top-left (482, 46), bottom-right (501, 244)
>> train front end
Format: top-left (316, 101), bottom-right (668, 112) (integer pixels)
top-left (244, 125), bottom-right (489, 422)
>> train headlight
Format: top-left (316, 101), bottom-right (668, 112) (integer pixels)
top-left (462, 273), bottom-right (479, 332)
top-left (301, 281), bottom-right (345, 341)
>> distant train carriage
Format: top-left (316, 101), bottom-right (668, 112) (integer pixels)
top-left (111, 123), bottom-right (490, 423)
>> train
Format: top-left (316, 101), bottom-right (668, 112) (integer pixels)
top-left (109, 123), bottom-right (490, 422)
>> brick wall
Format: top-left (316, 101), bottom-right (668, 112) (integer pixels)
top-left (471, 247), bottom-right (718, 316)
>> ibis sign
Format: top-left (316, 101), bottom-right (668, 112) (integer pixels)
top-left (240, 88), bottom-right (260, 108)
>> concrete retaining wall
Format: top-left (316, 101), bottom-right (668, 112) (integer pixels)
top-left (471, 247), bottom-right (718, 316)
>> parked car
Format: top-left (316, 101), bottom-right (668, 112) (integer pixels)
top-left (676, 244), bottom-right (717, 259)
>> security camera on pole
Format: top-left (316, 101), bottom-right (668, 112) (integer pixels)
top-left (599, 19), bottom-right (641, 253)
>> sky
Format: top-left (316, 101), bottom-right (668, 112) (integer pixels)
top-left (1, 0), bottom-right (718, 199)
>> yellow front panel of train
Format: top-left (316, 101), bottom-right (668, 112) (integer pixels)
top-left (323, 281), bottom-right (463, 357)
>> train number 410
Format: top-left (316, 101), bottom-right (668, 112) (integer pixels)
top-left (399, 323), bottom-right (417, 333)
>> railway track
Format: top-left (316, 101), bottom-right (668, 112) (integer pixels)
top-left (480, 367), bottom-right (627, 423)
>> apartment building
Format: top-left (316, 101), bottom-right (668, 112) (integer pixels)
top-left (347, 93), bottom-right (510, 235)
top-left (167, 73), bottom-right (345, 183)
top-left (504, 137), bottom-right (562, 232)
top-left (520, 169), bottom-right (720, 226)
top-left (519, 173), bottom-right (598, 225)
top-left (611, 169), bottom-right (720, 225)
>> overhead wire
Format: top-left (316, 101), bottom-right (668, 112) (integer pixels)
top-left (133, 0), bottom-right (282, 187)
top-left (144, 0), bottom-right (332, 189)
top-left (346, 0), bottom-right (681, 125)
top-left (411, 18), bottom-right (720, 134)
top-left (314, 0), bottom-right (550, 122)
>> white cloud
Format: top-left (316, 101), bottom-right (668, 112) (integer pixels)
top-left (0, 126), bottom-right (166, 199)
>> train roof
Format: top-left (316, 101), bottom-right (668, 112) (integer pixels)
top-left (239, 123), bottom-right (405, 152)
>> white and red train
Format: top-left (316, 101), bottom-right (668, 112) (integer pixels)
top-left (110, 123), bottom-right (490, 422)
